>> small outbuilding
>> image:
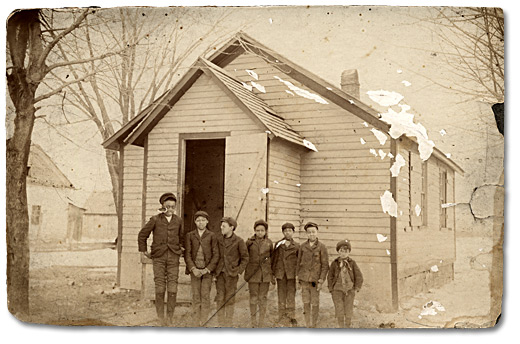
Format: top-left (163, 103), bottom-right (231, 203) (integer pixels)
top-left (104, 32), bottom-right (463, 310)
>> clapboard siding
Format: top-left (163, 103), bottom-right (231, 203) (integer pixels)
top-left (267, 138), bottom-right (302, 233)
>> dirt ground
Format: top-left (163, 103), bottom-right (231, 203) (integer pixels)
top-left (27, 232), bottom-right (496, 328)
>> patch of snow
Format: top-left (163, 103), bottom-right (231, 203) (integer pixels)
top-left (242, 82), bottom-right (253, 92)
top-left (274, 76), bottom-right (328, 104)
top-left (251, 81), bottom-right (266, 93)
top-left (246, 69), bottom-right (258, 80)
top-left (378, 149), bottom-right (387, 159)
top-left (371, 128), bottom-right (388, 145)
top-left (390, 153), bottom-right (406, 177)
top-left (380, 190), bottom-right (397, 217)
top-left (362, 122), bottom-right (368, 127)
top-left (369, 148), bottom-right (378, 157)
top-left (285, 90), bottom-right (295, 96)
top-left (377, 234), bottom-right (388, 242)
top-left (360, 138), bottom-right (366, 145)
top-left (388, 152), bottom-right (394, 159)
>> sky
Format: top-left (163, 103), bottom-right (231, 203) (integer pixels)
top-left (1, 0), bottom-right (518, 342)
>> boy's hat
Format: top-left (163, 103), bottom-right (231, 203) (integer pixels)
top-left (304, 221), bottom-right (319, 231)
top-left (159, 192), bottom-right (177, 204)
top-left (194, 210), bottom-right (210, 221)
top-left (220, 216), bottom-right (237, 230)
top-left (253, 219), bottom-right (268, 230)
top-left (281, 222), bottom-right (295, 231)
top-left (336, 239), bottom-right (352, 252)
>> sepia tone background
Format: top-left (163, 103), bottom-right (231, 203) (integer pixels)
top-left (1, 0), bottom-right (515, 340)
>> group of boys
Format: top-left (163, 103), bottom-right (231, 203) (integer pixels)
top-left (138, 192), bottom-right (363, 328)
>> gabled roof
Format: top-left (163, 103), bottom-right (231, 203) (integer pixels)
top-left (27, 144), bottom-right (74, 189)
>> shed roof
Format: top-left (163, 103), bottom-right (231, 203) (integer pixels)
top-left (27, 144), bottom-right (74, 188)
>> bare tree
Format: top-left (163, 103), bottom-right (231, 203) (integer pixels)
top-left (40, 8), bottom-right (242, 214)
top-left (6, 8), bottom-right (130, 319)
top-left (429, 7), bottom-right (504, 104)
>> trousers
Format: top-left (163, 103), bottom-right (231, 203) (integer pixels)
top-left (190, 273), bottom-right (213, 326)
top-left (152, 250), bottom-right (180, 293)
top-left (276, 276), bottom-right (296, 319)
top-left (215, 272), bottom-right (239, 326)
top-left (331, 289), bottom-right (355, 327)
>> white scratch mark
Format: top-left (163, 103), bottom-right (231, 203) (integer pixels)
top-left (275, 239), bottom-right (287, 249)
top-left (440, 129), bottom-right (447, 136)
top-left (367, 90), bottom-right (404, 107)
top-left (441, 203), bottom-right (457, 208)
top-left (261, 188), bottom-right (270, 194)
top-left (371, 128), bottom-right (388, 145)
top-left (326, 87), bottom-right (333, 90)
top-left (397, 69), bottom-right (403, 74)
top-left (377, 234), bottom-right (388, 242)
top-left (431, 265), bottom-right (439, 272)
top-left (379, 104), bottom-right (435, 161)
top-left (296, 183), bottom-right (301, 187)
top-left (387, 152), bottom-right (394, 159)
top-left (285, 90), bottom-right (295, 96)
top-left (251, 81), bottom-right (266, 93)
top-left (273, 180), bottom-right (279, 184)
top-left (415, 204), bottom-right (421, 216)
top-left (380, 190), bottom-right (397, 217)
top-left (274, 76), bottom-right (328, 104)
top-left (241, 82), bottom-right (253, 92)
top-left (360, 138), bottom-right (366, 145)
top-left (269, 18), bottom-right (273, 24)
top-left (399, 210), bottom-right (403, 216)
top-left (386, 249), bottom-right (391, 255)
top-left (348, 99), bottom-right (355, 104)
top-left (390, 153), bottom-right (406, 177)
top-left (369, 148), bottom-right (378, 157)
top-left (265, 130), bottom-right (272, 134)
top-left (445, 153), bottom-right (452, 159)
top-left (402, 80), bottom-right (411, 87)
top-left (303, 139), bottom-right (318, 152)
top-left (362, 122), bottom-right (369, 127)
top-left (378, 149), bottom-right (387, 159)
top-left (246, 69), bottom-right (258, 80)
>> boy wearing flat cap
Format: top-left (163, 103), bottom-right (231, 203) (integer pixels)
top-left (296, 222), bottom-right (329, 328)
top-left (272, 222), bottom-right (299, 326)
top-left (328, 239), bottom-right (363, 328)
top-left (244, 219), bottom-right (274, 327)
top-left (138, 192), bottom-right (183, 326)
top-left (214, 216), bottom-right (249, 326)
top-left (184, 210), bottom-right (220, 326)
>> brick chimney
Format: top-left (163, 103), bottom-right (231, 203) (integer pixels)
top-left (340, 69), bottom-right (360, 99)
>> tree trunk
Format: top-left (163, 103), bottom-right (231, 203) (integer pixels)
top-left (6, 90), bottom-right (36, 320)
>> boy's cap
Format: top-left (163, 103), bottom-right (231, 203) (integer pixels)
top-left (253, 219), bottom-right (268, 230)
top-left (281, 222), bottom-right (295, 231)
top-left (336, 239), bottom-right (352, 252)
top-left (304, 222), bottom-right (319, 231)
top-left (159, 192), bottom-right (177, 204)
top-left (220, 216), bottom-right (237, 230)
top-left (194, 210), bottom-right (210, 221)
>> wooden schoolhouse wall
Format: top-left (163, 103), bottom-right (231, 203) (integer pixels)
top-left (225, 53), bottom-right (394, 310)
top-left (396, 139), bottom-right (456, 300)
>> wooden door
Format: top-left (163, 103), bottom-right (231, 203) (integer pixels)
top-left (224, 133), bottom-right (268, 240)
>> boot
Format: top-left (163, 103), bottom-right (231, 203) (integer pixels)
top-left (336, 316), bottom-right (345, 328)
top-left (311, 305), bottom-right (320, 328)
top-left (345, 316), bottom-right (352, 328)
top-left (166, 292), bottom-right (177, 326)
top-left (303, 303), bottom-right (311, 328)
top-left (258, 303), bottom-right (267, 328)
top-left (155, 292), bottom-right (165, 325)
top-left (250, 303), bottom-right (258, 328)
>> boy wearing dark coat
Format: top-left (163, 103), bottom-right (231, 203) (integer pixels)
top-left (137, 192), bottom-right (184, 326)
top-left (244, 219), bottom-right (274, 327)
top-left (215, 216), bottom-right (249, 327)
top-left (184, 210), bottom-right (220, 326)
top-left (296, 221), bottom-right (329, 328)
top-left (328, 239), bottom-right (363, 328)
top-left (272, 222), bottom-right (299, 326)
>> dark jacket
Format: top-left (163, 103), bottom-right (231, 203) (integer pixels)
top-left (327, 257), bottom-right (363, 292)
top-left (272, 238), bottom-right (299, 279)
top-left (244, 236), bottom-right (273, 283)
top-left (296, 239), bottom-right (329, 283)
top-left (184, 229), bottom-right (220, 273)
top-left (215, 233), bottom-right (249, 277)
top-left (137, 214), bottom-right (184, 258)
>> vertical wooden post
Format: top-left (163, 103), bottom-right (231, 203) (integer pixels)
top-left (390, 139), bottom-right (399, 311)
top-left (140, 136), bottom-right (149, 298)
top-left (116, 145), bottom-right (124, 286)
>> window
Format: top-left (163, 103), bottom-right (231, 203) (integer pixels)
top-left (440, 169), bottom-right (448, 228)
top-left (31, 205), bottom-right (41, 225)
top-left (409, 151), bottom-right (427, 229)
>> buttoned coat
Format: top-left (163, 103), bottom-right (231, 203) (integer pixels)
top-left (184, 229), bottom-right (220, 273)
top-left (327, 256), bottom-right (364, 292)
top-left (244, 236), bottom-right (273, 283)
top-left (215, 232), bottom-right (249, 277)
top-left (137, 214), bottom-right (184, 258)
top-left (296, 239), bottom-right (329, 283)
top-left (272, 238), bottom-right (299, 279)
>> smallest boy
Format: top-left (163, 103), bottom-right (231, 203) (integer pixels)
top-left (272, 222), bottom-right (299, 326)
top-left (327, 239), bottom-right (363, 328)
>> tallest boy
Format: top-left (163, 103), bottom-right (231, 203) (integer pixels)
top-left (138, 192), bottom-right (184, 325)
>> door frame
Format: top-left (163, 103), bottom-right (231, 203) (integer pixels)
top-left (177, 132), bottom-right (230, 228)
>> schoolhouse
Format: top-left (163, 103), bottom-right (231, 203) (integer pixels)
top-left (103, 32), bottom-right (463, 311)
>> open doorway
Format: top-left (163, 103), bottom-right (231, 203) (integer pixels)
top-left (183, 139), bottom-right (225, 234)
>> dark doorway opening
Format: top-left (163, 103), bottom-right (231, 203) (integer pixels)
top-left (183, 139), bottom-right (225, 234)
